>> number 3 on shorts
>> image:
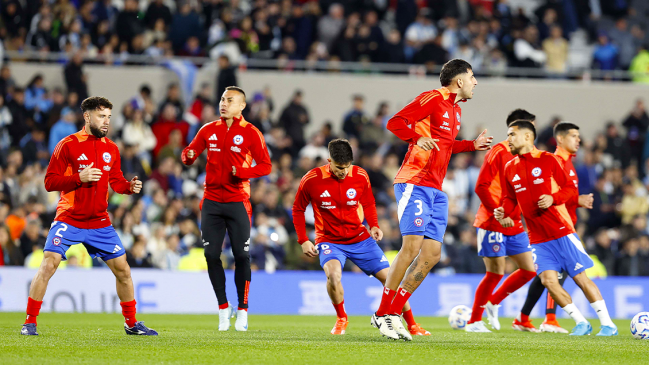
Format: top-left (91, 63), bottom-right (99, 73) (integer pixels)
top-left (414, 200), bottom-right (423, 216)
top-left (55, 223), bottom-right (68, 237)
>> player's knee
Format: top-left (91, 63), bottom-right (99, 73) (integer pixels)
top-left (39, 259), bottom-right (59, 278)
top-left (399, 243), bottom-right (420, 261)
top-left (326, 270), bottom-right (342, 285)
top-left (540, 275), bottom-right (558, 288)
top-left (204, 250), bottom-right (222, 264)
top-left (232, 250), bottom-right (249, 264)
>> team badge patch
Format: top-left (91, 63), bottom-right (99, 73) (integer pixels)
top-left (414, 217), bottom-right (423, 227)
top-left (233, 135), bottom-right (244, 145)
top-left (346, 188), bottom-right (357, 199)
top-left (493, 244), bottom-right (501, 252)
top-left (53, 237), bottom-right (61, 246)
top-left (532, 167), bottom-right (542, 177)
top-left (103, 152), bottom-right (111, 163)
top-left (324, 249), bottom-right (332, 255)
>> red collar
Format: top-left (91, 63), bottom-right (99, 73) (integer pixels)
top-left (219, 115), bottom-right (243, 124)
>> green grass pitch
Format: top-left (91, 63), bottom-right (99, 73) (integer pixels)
top-left (1, 313), bottom-right (645, 365)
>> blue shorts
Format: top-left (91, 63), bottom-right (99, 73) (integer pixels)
top-left (44, 221), bottom-right (126, 261)
top-left (476, 228), bottom-right (531, 257)
top-left (316, 237), bottom-right (389, 276)
top-left (395, 183), bottom-right (448, 242)
top-left (532, 233), bottom-right (594, 277)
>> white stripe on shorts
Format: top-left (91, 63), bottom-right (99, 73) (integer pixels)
top-left (397, 183), bottom-right (415, 222)
top-left (476, 228), bottom-right (486, 253)
top-left (567, 234), bottom-right (588, 255)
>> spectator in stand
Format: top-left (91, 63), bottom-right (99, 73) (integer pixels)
top-left (144, 0), bottom-right (173, 30)
top-left (279, 90), bottom-right (310, 154)
top-left (317, 3), bottom-right (345, 53)
top-left (152, 103), bottom-right (189, 158)
top-left (20, 126), bottom-right (48, 167)
top-left (404, 8), bottom-right (437, 62)
top-left (608, 18), bottom-right (636, 70)
top-left (122, 108), bottom-right (157, 161)
top-left (121, 143), bottom-right (148, 183)
top-left (536, 116), bottom-right (561, 149)
top-left (6, 87), bottom-right (30, 148)
top-left (382, 29), bottom-right (405, 63)
top-left (342, 94), bottom-right (368, 140)
top-left (0, 223), bottom-right (23, 266)
top-left (157, 129), bottom-right (185, 164)
top-left (514, 25), bottom-right (546, 68)
top-left (543, 25), bottom-right (568, 74)
top-left (169, 0), bottom-right (201, 53)
top-left (158, 83), bottom-right (184, 121)
top-left (630, 43), bottom-right (649, 84)
top-left (216, 55), bottom-right (237, 101)
top-left (115, 0), bottom-right (143, 45)
top-left (64, 53), bottom-right (89, 102)
top-left (126, 235), bottom-right (154, 268)
top-left (593, 32), bottom-right (619, 71)
top-left (622, 99), bottom-right (649, 174)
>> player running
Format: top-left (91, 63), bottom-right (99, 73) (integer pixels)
top-left (293, 139), bottom-right (430, 337)
top-left (466, 110), bottom-right (539, 333)
top-left (371, 59), bottom-right (493, 340)
top-left (514, 121), bottom-right (594, 333)
top-left (495, 121), bottom-right (617, 336)
top-left (21, 97), bottom-right (157, 336)
top-left (181, 86), bottom-right (271, 331)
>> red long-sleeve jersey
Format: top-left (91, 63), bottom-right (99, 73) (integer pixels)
top-left (46, 128), bottom-right (133, 229)
top-left (555, 146), bottom-right (579, 225)
top-left (473, 141), bottom-right (524, 235)
top-left (387, 87), bottom-right (476, 190)
top-left (501, 148), bottom-right (578, 244)
top-left (292, 165), bottom-right (379, 245)
top-left (181, 116), bottom-right (271, 203)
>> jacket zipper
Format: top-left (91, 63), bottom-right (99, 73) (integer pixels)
top-left (91, 139), bottom-right (97, 228)
top-left (338, 179), bottom-right (347, 239)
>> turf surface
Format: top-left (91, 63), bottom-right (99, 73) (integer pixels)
top-left (0, 313), bottom-right (645, 365)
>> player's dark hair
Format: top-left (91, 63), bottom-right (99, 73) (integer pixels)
top-left (553, 121), bottom-right (580, 137)
top-left (225, 86), bottom-right (246, 100)
top-left (509, 120), bottom-right (537, 140)
top-left (328, 138), bottom-right (353, 165)
top-left (506, 109), bottom-right (536, 126)
top-left (80, 96), bottom-right (113, 112)
top-left (439, 59), bottom-right (472, 87)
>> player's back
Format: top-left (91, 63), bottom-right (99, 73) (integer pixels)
top-left (474, 141), bottom-right (524, 235)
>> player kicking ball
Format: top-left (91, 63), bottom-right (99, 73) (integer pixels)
top-left (293, 139), bottom-right (429, 338)
top-left (21, 97), bottom-right (157, 336)
top-left (495, 121), bottom-right (617, 336)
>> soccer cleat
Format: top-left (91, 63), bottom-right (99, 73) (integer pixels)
top-left (484, 302), bottom-right (501, 330)
top-left (465, 321), bottom-right (492, 332)
top-left (20, 323), bottom-right (38, 336)
top-left (512, 319), bottom-right (541, 333)
top-left (409, 323), bottom-right (431, 336)
top-left (234, 309), bottom-right (248, 332)
top-left (540, 319), bottom-right (569, 334)
top-left (219, 304), bottom-right (234, 331)
top-left (331, 317), bottom-right (348, 335)
top-left (569, 321), bottom-right (592, 336)
top-left (124, 321), bottom-right (158, 335)
top-left (596, 325), bottom-right (618, 336)
top-left (388, 314), bottom-right (413, 341)
top-left (371, 313), bottom-right (400, 340)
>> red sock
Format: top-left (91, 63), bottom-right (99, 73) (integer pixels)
top-left (389, 288), bottom-right (412, 315)
top-left (489, 269), bottom-right (537, 305)
top-left (120, 300), bottom-right (137, 328)
top-left (25, 297), bottom-right (43, 325)
top-left (402, 309), bottom-right (416, 328)
top-left (520, 313), bottom-right (530, 323)
top-left (376, 287), bottom-right (396, 316)
top-left (469, 272), bottom-right (503, 324)
top-left (238, 307), bottom-right (248, 312)
top-left (218, 303), bottom-right (229, 310)
top-left (546, 313), bottom-right (556, 322)
top-left (333, 300), bottom-right (347, 319)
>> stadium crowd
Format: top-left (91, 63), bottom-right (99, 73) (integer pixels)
top-left (1, 59), bottom-right (649, 277)
top-left (1, 0), bottom-right (649, 80)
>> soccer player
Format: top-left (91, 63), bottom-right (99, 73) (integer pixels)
top-left (467, 110), bottom-right (539, 333)
top-left (495, 121), bottom-right (617, 336)
top-left (371, 59), bottom-right (493, 340)
top-left (21, 97), bottom-right (157, 336)
top-left (181, 86), bottom-right (271, 332)
top-left (293, 139), bottom-right (430, 337)
top-left (514, 121), bottom-right (594, 333)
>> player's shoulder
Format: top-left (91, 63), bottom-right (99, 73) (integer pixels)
top-left (300, 167), bottom-right (321, 182)
top-left (485, 142), bottom-right (506, 162)
top-left (52, 135), bottom-right (76, 157)
top-left (504, 155), bottom-right (520, 170)
top-left (417, 87), bottom-right (451, 107)
top-left (353, 166), bottom-right (371, 181)
top-left (105, 137), bottom-right (119, 148)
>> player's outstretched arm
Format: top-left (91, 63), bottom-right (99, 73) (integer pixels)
top-left (45, 138), bottom-right (83, 192)
top-left (181, 126), bottom-right (208, 166)
top-left (452, 129), bottom-right (493, 154)
top-left (234, 127), bottom-right (272, 179)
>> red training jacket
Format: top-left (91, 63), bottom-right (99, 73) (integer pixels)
top-left (473, 141), bottom-right (524, 235)
top-left (555, 146), bottom-right (580, 225)
top-left (45, 128), bottom-right (133, 229)
top-left (500, 148), bottom-right (578, 244)
top-left (292, 165), bottom-right (379, 245)
top-left (181, 116), bottom-right (271, 203)
top-left (387, 87), bottom-right (476, 190)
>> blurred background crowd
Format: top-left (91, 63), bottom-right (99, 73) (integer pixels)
top-left (1, 0), bottom-right (649, 80)
top-left (1, 51), bottom-right (649, 278)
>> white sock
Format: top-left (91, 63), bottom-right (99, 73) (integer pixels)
top-left (590, 300), bottom-right (615, 327)
top-left (562, 303), bottom-right (587, 324)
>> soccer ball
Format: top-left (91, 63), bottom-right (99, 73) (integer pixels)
top-left (448, 305), bottom-right (472, 330)
top-left (630, 312), bottom-right (649, 339)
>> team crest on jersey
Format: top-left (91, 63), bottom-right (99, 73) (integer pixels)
top-left (414, 217), bottom-right (423, 227)
top-left (346, 188), bottom-right (357, 199)
top-left (103, 152), bottom-right (111, 163)
top-left (53, 237), bottom-right (61, 246)
top-left (532, 167), bottom-right (542, 177)
top-left (493, 244), bottom-right (501, 252)
top-left (233, 135), bottom-right (244, 145)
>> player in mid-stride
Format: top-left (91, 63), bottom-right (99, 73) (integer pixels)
top-left (293, 139), bottom-right (430, 337)
top-left (371, 59), bottom-right (493, 340)
top-left (21, 97), bottom-right (157, 336)
top-left (495, 121), bottom-right (617, 336)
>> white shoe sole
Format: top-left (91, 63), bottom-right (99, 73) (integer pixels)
top-left (540, 324), bottom-right (569, 333)
top-left (512, 324), bottom-right (540, 333)
top-left (370, 315), bottom-right (400, 340)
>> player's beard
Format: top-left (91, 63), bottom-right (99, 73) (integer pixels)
top-left (89, 123), bottom-right (108, 138)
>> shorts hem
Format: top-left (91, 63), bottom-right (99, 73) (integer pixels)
top-left (320, 256), bottom-right (343, 268)
top-left (102, 251), bottom-right (126, 262)
top-left (43, 248), bottom-right (67, 261)
top-left (369, 264), bottom-right (390, 277)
